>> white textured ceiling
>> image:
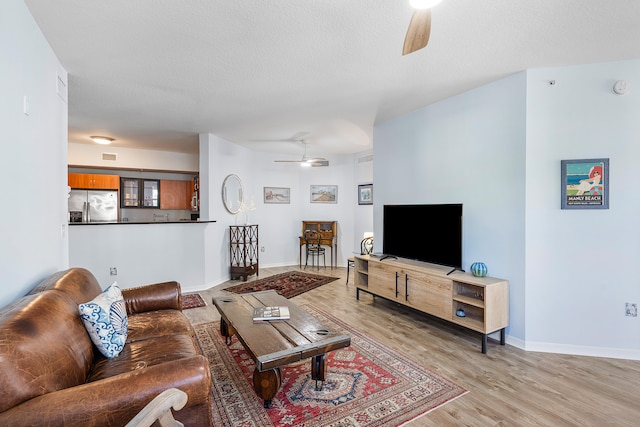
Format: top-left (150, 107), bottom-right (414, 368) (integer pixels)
top-left (24, 0), bottom-right (640, 157)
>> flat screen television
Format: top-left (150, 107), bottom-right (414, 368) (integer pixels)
top-left (382, 204), bottom-right (462, 269)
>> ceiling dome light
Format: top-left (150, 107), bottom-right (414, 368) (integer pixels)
top-left (409, 0), bottom-right (443, 10)
top-left (90, 136), bottom-right (115, 145)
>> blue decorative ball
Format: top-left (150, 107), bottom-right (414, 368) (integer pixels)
top-left (471, 262), bottom-right (488, 277)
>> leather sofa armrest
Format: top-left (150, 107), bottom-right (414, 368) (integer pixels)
top-left (0, 356), bottom-right (210, 427)
top-left (124, 388), bottom-right (187, 427)
top-left (121, 281), bottom-right (182, 314)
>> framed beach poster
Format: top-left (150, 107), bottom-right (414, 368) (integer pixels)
top-left (561, 158), bottom-right (609, 209)
top-left (358, 184), bottom-right (373, 205)
top-left (310, 185), bottom-right (337, 203)
top-left (263, 187), bottom-right (290, 204)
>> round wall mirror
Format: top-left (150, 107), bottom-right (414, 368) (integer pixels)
top-left (222, 174), bottom-right (244, 214)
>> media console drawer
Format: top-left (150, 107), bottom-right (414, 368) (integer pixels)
top-left (355, 255), bottom-right (509, 354)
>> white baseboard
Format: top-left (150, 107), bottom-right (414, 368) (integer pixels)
top-left (506, 335), bottom-right (640, 361)
top-left (504, 334), bottom-right (525, 349)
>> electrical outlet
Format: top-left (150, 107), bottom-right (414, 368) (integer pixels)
top-left (626, 303), bottom-right (637, 317)
top-left (110, 267), bottom-right (118, 276)
top-left (261, 246), bottom-right (265, 252)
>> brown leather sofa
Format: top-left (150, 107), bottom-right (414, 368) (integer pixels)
top-left (0, 268), bottom-right (212, 426)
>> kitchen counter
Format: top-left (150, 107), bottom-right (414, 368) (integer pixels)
top-left (68, 219), bottom-right (220, 290)
top-left (69, 220), bottom-right (216, 225)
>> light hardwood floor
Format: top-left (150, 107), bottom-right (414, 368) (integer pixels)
top-left (184, 266), bottom-right (640, 426)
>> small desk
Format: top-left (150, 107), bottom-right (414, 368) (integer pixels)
top-left (299, 220), bottom-right (337, 269)
top-left (299, 235), bottom-right (336, 269)
top-left (212, 290), bottom-right (350, 408)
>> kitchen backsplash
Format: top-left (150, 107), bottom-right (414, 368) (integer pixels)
top-left (120, 209), bottom-right (193, 223)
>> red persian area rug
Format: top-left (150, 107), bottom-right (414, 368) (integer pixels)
top-left (194, 305), bottom-right (468, 427)
top-left (223, 271), bottom-right (339, 299)
top-left (181, 293), bottom-right (206, 309)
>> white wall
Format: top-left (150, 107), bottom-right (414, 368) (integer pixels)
top-left (374, 61), bottom-right (640, 359)
top-left (353, 152), bottom-right (374, 250)
top-left (524, 60), bottom-right (640, 359)
top-left (69, 223), bottom-right (211, 291)
top-left (68, 142), bottom-right (198, 172)
top-left (375, 72), bottom-right (527, 342)
top-left (0, 0), bottom-right (69, 306)
top-left (199, 134), bottom-right (254, 287)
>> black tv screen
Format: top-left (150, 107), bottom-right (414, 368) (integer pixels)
top-left (383, 204), bottom-right (462, 268)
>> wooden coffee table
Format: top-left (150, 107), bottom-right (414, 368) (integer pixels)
top-left (212, 290), bottom-right (351, 408)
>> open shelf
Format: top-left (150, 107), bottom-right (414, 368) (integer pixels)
top-left (453, 294), bottom-right (483, 308)
top-left (453, 282), bottom-right (485, 308)
top-left (354, 257), bottom-right (369, 287)
top-left (453, 300), bottom-right (484, 331)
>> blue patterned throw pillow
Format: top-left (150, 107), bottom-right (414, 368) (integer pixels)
top-left (79, 283), bottom-right (128, 358)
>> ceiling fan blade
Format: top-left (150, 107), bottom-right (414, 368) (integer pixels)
top-left (274, 140), bottom-right (328, 165)
top-left (403, 9), bottom-right (431, 56)
top-left (290, 131), bottom-right (311, 141)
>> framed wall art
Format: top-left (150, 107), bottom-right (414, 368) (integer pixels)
top-left (358, 184), bottom-right (373, 205)
top-left (310, 185), bottom-right (337, 203)
top-left (561, 158), bottom-right (609, 209)
top-left (263, 187), bottom-right (290, 204)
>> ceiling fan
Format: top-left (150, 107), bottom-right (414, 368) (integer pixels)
top-left (403, 0), bottom-right (442, 55)
top-left (274, 141), bottom-right (329, 167)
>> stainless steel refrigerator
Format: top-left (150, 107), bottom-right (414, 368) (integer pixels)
top-left (68, 190), bottom-right (118, 222)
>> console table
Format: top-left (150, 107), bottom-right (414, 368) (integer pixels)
top-left (230, 225), bottom-right (259, 281)
top-left (298, 220), bottom-right (337, 269)
top-left (354, 255), bottom-right (509, 353)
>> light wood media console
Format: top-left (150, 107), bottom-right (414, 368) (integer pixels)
top-left (354, 255), bottom-right (509, 353)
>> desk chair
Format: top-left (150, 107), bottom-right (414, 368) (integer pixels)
top-left (346, 236), bottom-right (373, 285)
top-left (304, 230), bottom-right (326, 270)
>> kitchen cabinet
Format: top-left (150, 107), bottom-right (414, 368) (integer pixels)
top-left (160, 180), bottom-right (191, 210)
top-left (68, 173), bottom-right (119, 190)
top-left (121, 178), bottom-right (160, 208)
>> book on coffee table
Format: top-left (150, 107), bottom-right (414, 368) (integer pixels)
top-left (253, 306), bottom-right (290, 322)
